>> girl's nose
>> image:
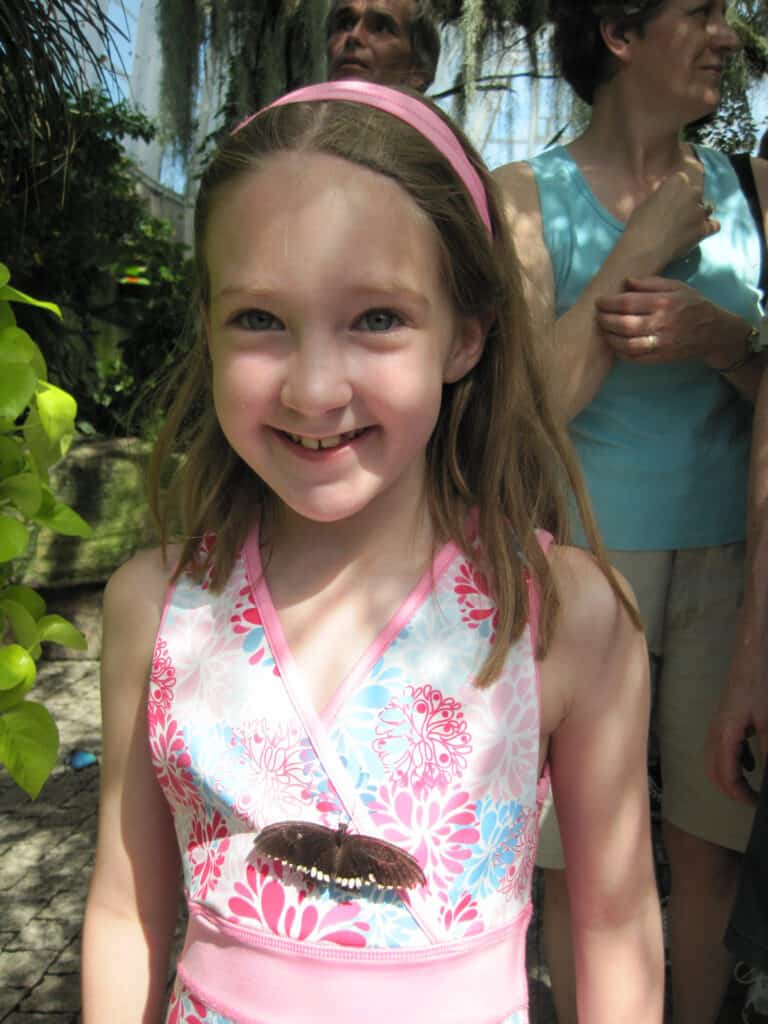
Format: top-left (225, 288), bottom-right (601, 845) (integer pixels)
top-left (280, 341), bottom-right (352, 416)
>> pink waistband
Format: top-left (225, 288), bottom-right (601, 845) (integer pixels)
top-left (178, 902), bottom-right (531, 1024)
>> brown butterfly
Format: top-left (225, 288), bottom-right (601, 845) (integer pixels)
top-left (252, 820), bottom-right (426, 892)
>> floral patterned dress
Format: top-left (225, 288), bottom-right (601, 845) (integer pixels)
top-left (148, 528), bottom-right (547, 1024)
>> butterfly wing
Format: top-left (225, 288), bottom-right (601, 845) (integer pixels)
top-left (252, 820), bottom-right (336, 879)
top-left (253, 820), bottom-right (426, 891)
top-left (339, 833), bottom-right (426, 890)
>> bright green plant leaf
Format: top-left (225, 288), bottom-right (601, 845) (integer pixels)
top-left (0, 437), bottom-right (27, 479)
top-left (37, 615), bottom-right (87, 651)
top-left (0, 473), bottom-right (43, 517)
top-left (0, 302), bottom-right (14, 330)
top-left (0, 599), bottom-right (40, 648)
top-left (0, 327), bottom-right (47, 379)
top-left (0, 701), bottom-right (59, 799)
top-left (0, 644), bottom-right (36, 690)
top-left (33, 499), bottom-right (92, 538)
top-left (34, 383), bottom-right (76, 447)
top-left (23, 406), bottom-right (61, 474)
top-left (0, 285), bottom-right (62, 320)
top-left (0, 678), bottom-right (35, 714)
top-left (0, 516), bottom-right (29, 561)
top-left (0, 265), bottom-right (9, 288)
top-left (0, 365), bottom-right (37, 421)
top-left (3, 585), bottom-right (46, 621)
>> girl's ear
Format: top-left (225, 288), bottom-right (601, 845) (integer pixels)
top-left (443, 314), bottom-right (488, 384)
top-left (599, 19), bottom-right (634, 64)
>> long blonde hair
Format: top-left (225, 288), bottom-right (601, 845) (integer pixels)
top-left (150, 92), bottom-right (636, 687)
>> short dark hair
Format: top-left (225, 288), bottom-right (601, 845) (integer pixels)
top-left (326, 1), bottom-right (441, 92)
top-left (548, 0), bottom-right (666, 104)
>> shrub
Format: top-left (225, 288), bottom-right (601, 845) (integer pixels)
top-left (0, 265), bottom-right (91, 798)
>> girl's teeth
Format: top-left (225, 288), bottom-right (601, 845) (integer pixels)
top-left (290, 429), bottom-right (362, 450)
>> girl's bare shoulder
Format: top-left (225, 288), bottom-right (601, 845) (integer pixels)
top-left (104, 545), bottom-right (180, 611)
top-left (547, 543), bottom-right (637, 634)
top-left (541, 543), bottom-right (642, 713)
top-left (101, 546), bottom-right (183, 669)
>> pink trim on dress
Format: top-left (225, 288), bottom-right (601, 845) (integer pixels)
top-left (242, 530), bottom-right (447, 944)
top-left (178, 901), bottom-right (531, 1024)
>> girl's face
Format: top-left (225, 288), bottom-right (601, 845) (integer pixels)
top-left (619, 1), bottom-right (739, 120)
top-left (204, 150), bottom-right (484, 529)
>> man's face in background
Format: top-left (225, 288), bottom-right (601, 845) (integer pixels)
top-left (326, 1), bottom-right (424, 90)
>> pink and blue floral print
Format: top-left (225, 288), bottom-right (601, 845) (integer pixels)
top-left (149, 528), bottom-right (547, 1023)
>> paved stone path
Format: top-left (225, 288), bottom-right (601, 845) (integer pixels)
top-left (0, 658), bottom-right (99, 1023)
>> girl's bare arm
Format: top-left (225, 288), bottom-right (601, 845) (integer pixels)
top-left (82, 549), bottom-right (181, 1023)
top-left (540, 547), bottom-right (664, 1023)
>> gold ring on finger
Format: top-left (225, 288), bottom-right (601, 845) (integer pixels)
top-left (645, 333), bottom-right (659, 349)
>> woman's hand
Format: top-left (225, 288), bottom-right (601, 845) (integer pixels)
top-left (621, 164), bottom-right (720, 270)
top-left (595, 276), bottom-right (751, 366)
top-left (707, 619), bottom-right (768, 806)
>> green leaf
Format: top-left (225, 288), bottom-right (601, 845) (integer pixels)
top-left (0, 516), bottom-right (29, 561)
top-left (34, 383), bottom-right (77, 447)
top-left (0, 473), bottom-right (43, 517)
top-left (0, 302), bottom-right (14, 330)
top-left (0, 679), bottom-right (34, 714)
top-left (37, 615), bottom-right (87, 651)
top-left (0, 701), bottom-right (59, 799)
top-left (0, 437), bottom-right (27, 479)
top-left (3, 585), bottom-right (46, 621)
top-left (23, 406), bottom-right (62, 474)
top-left (0, 327), bottom-right (47, 380)
top-left (0, 600), bottom-right (40, 648)
top-left (0, 285), bottom-right (62, 320)
top-left (33, 500), bottom-right (91, 538)
top-left (0, 265), bottom-right (9, 288)
top-left (0, 365), bottom-right (37, 421)
top-left (0, 644), bottom-right (36, 690)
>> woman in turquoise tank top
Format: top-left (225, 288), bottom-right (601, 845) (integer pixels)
top-left (494, 2), bottom-right (768, 1022)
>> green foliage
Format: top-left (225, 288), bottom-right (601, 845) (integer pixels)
top-left (0, 0), bottom-right (126, 199)
top-left (1, 90), bottom-right (192, 437)
top-left (0, 267), bottom-right (90, 799)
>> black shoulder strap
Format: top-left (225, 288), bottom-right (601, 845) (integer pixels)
top-left (729, 152), bottom-right (768, 304)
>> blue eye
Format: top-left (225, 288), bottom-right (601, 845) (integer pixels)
top-left (357, 309), bottom-right (403, 332)
top-left (233, 309), bottom-right (282, 331)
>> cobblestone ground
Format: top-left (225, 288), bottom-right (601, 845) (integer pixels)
top-left (0, 658), bottom-right (100, 1024)
top-left (0, 588), bottom-right (751, 1023)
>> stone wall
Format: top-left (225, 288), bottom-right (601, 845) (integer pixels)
top-left (20, 438), bottom-right (154, 591)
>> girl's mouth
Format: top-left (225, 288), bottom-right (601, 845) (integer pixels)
top-left (283, 428), bottom-right (367, 451)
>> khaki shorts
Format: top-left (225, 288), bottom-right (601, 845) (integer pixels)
top-left (537, 543), bottom-right (760, 869)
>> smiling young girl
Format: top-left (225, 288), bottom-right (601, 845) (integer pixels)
top-left (81, 82), bottom-right (664, 1024)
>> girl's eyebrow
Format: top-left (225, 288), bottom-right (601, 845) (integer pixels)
top-left (212, 283), bottom-right (431, 311)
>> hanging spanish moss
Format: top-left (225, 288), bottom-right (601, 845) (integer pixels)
top-left (156, 0), bottom-right (328, 158)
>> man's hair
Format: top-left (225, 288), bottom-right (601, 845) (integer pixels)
top-left (548, 0), bottom-right (667, 104)
top-left (326, 1), bottom-right (441, 91)
top-left (150, 89), bottom-right (627, 687)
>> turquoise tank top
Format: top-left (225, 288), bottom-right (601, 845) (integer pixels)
top-left (528, 145), bottom-right (761, 550)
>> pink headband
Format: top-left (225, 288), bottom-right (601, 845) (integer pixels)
top-left (233, 81), bottom-right (492, 236)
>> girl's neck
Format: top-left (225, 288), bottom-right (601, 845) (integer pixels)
top-left (264, 488), bottom-right (437, 599)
